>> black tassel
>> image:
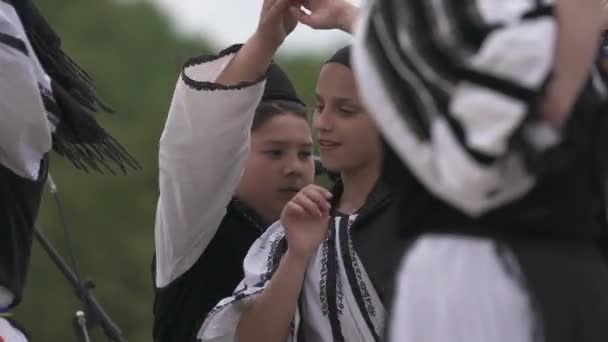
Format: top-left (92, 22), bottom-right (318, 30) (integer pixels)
top-left (8, 0), bottom-right (139, 173)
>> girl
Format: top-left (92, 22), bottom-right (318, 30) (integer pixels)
top-left (198, 46), bottom-right (415, 342)
top-left (300, 0), bottom-right (608, 341)
top-left (152, 0), bottom-right (316, 341)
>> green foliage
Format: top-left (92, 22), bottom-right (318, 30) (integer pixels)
top-left (13, 0), bottom-right (325, 341)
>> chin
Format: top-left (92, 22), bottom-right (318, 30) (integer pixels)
top-left (319, 157), bottom-right (343, 173)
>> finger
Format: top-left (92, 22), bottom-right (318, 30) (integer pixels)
top-left (293, 193), bottom-right (323, 217)
top-left (285, 201), bottom-right (307, 217)
top-left (302, 187), bottom-right (331, 211)
top-left (309, 184), bottom-right (333, 199)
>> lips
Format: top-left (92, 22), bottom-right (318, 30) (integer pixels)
top-left (318, 139), bottom-right (341, 150)
top-left (278, 186), bottom-right (301, 194)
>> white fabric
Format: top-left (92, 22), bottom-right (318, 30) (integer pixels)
top-left (0, 287), bottom-right (13, 309)
top-left (389, 235), bottom-right (536, 342)
top-left (198, 215), bottom-right (385, 342)
top-left (154, 52), bottom-right (266, 287)
top-left (352, 3), bottom-right (560, 216)
top-left (0, 2), bottom-right (52, 180)
top-left (0, 318), bottom-right (27, 342)
top-left (452, 18), bottom-right (556, 155)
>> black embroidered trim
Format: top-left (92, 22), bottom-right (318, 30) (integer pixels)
top-left (494, 242), bottom-right (545, 342)
top-left (204, 286), bottom-right (264, 323)
top-left (181, 44), bottom-right (266, 91)
top-left (259, 235), bottom-right (287, 285)
top-left (340, 216), bottom-right (381, 342)
top-left (326, 220), bottom-right (345, 342)
top-left (319, 237), bottom-right (329, 316)
top-left (0, 32), bottom-right (28, 56)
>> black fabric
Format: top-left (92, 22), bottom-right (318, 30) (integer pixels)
top-left (504, 239), bottom-right (608, 342)
top-left (0, 32), bottom-right (28, 55)
top-left (262, 62), bottom-right (304, 106)
top-left (0, 155), bottom-right (48, 309)
top-left (326, 46), bottom-right (351, 68)
top-left (152, 200), bottom-right (265, 342)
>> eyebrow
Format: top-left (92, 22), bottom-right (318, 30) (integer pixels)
top-left (264, 140), bottom-right (313, 148)
top-left (314, 93), bottom-right (356, 105)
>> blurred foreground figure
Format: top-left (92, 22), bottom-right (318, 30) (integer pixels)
top-left (0, 0), bottom-right (137, 340)
top-left (353, 0), bottom-right (608, 341)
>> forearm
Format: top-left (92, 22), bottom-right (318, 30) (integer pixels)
top-left (542, 0), bottom-right (603, 125)
top-left (237, 250), bottom-right (308, 342)
top-left (215, 34), bottom-right (279, 86)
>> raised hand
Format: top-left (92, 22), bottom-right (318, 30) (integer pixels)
top-left (291, 0), bottom-right (359, 33)
top-left (255, 0), bottom-right (301, 49)
top-left (281, 184), bottom-right (333, 260)
top-left (215, 0), bottom-right (300, 86)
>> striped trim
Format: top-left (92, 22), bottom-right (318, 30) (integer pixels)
top-left (326, 219), bottom-right (345, 342)
top-left (338, 217), bottom-right (381, 342)
top-left (0, 32), bottom-right (28, 56)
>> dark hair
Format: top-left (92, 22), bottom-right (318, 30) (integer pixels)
top-left (252, 99), bottom-right (309, 132)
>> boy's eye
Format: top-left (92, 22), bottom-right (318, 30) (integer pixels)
top-left (299, 151), bottom-right (312, 159)
top-left (265, 150), bottom-right (282, 157)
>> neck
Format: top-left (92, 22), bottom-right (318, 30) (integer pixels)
top-left (338, 162), bottom-right (381, 215)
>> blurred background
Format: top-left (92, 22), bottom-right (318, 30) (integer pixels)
top-left (15, 0), bottom-right (356, 340)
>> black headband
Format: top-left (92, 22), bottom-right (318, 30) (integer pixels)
top-left (261, 62), bottom-right (305, 106)
top-left (325, 45), bottom-right (352, 69)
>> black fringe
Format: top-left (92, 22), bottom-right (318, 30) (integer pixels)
top-left (8, 0), bottom-right (140, 173)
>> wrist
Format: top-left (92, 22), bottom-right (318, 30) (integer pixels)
top-left (338, 4), bottom-right (359, 33)
top-left (250, 31), bottom-right (284, 54)
top-left (284, 248), bottom-right (312, 268)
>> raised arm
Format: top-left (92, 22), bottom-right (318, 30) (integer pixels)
top-left (154, 0), bottom-right (302, 288)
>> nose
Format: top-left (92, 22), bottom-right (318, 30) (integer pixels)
top-left (313, 108), bottom-right (332, 133)
top-left (283, 151), bottom-right (307, 177)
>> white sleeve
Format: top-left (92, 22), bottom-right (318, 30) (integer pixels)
top-left (154, 47), bottom-right (266, 287)
top-left (197, 223), bottom-right (297, 342)
top-left (0, 3), bottom-right (52, 180)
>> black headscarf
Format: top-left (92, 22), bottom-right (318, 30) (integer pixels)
top-left (7, 0), bottom-right (139, 173)
top-left (323, 45), bottom-right (406, 182)
top-left (262, 62), bottom-right (304, 106)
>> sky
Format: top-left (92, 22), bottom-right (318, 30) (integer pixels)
top-left (151, 0), bottom-right (361, 55)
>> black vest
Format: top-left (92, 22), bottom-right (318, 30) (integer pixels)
top-left (0, 156), bottom-right (48, 309)
top-left (152, 200), bottom-right (265, 342)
